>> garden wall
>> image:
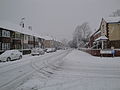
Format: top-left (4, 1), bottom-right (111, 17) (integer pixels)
top-left (80, 48), bottom-right (120, 57)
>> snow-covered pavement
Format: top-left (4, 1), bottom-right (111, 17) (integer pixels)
top-left (0, 50), bottom-right (70, 90)
top-left (15, 50), bottom-right (120, 90)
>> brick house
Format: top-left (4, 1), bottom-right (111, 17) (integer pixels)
top-left (43, 36), bottom-right (53, 48)
top-left (0, 21), bottom-right (45, 51)
top-left (100, 17), bottom-right (120, 49)
top-left (89, 17), bottom-right (120, 49)
top-left (89, 29), bottom-right (101, 49)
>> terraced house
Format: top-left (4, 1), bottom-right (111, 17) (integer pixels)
top-left (0, 21), bottom-right (63, 54)
top-left (0, 21), bottom-right (45, 52)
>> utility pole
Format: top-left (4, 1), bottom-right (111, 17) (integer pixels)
top-left (20, 18), bottom-right (25, 54)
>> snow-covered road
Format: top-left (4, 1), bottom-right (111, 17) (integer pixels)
top-left (0, 50), bottom-right (70, 90)
top-left (15, 49), bottom-right (120, 90)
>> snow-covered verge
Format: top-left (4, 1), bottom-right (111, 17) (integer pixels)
top-left (15, 50), bottom-right (120, 90)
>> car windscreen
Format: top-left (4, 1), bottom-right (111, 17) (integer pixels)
top-left (1, 51), bottom-right (11, 55)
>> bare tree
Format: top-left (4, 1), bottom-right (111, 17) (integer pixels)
top-left (73, 22), bottom-right (91, 48)
top-left (109, 9), bottom-right (120, 17)
top-left (80, 22), bottom-right (91, 40)
top-left (68, 40), bottom-right (77, 48)
top-left (73, 25), bottom-right (82, 47)
top-left (61, 38), bottom-right (68, 47)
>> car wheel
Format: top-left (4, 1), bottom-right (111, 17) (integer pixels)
top-left (7, 57), bottom-right (11, 61)
top-left (19, 55), bottom-right (22, 59)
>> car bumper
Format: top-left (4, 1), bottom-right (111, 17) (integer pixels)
top-left (31, 53), bottom-right (39, 55)
top-left (0, 58), bottom-right (7, 62)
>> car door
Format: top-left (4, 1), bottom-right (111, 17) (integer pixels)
top-left (14, 50), bottom-right (19, 59)
top-left (10, 51), bottom-right (16, 60)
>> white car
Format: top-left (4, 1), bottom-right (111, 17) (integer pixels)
top-left (46, 48), bottom-right (53, 53)
top-left (46, 48), bottom-right (56, 53)
top-left (0, 50), bottom-right (22, 62)
top-left (31, 48), bottom-right (45, 56)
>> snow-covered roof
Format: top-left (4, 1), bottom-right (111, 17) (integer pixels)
top-left (0, 21), bottom-right (44, 39)
top-left (0, 21), bottom-right (22, 32)
top-left (95, 35), bottom-right (108, 41)
top-left (94, 30), bottom-right (101, 36)
top-left (41, 36), bottom-right (53, 40)
top-left (104, 17), bottom-right (120, 23)
top-left (0, 21), bottom-right (59, 41)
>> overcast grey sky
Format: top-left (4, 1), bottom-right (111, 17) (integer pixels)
top-left (0, 0), bottom-right (120, 40)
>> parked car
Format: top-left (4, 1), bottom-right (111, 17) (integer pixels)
top-left (46, 48), bottom-right (56, 53)
top-left (46, 48), bottom-right (52, 53)
top-left (43, 48), bottom-right (47, 52)
top-left (0, 50), bottom-right (22, 62)
top-left (31, 48), bottom-right (45, 56)
top-left (52, 48), bottom-right (57, 52)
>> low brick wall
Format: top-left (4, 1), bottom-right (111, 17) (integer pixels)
top-left (80, 48), bottom-right (120, 57)
top-left (114, 50), bottom-right (120, 57)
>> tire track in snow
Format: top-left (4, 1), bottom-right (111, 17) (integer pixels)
top-left (0, 50), bottom-right (68, 90)
top-left (31, 50), bottom-right (70, 78)
top-left (0, 50), bottom-right (65, 74)
top-left (30, 50), bottom-right (72, 89)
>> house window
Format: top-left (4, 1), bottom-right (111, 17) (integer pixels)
top-left (30, 36), bottom-right (33, 41)
top-left (11, 32), bottom-right (15, 38)
top-left (15, 32), bottom-right (20, 39)
top-left (2, 30), bottom-right (10, 37)
top-left (2, 43), bottom-right (10, 50)
top-left (7, 31), bottom-right (10, 37)
top-left (28, 36), bottom-right (30, 41)
top-left (2, 30), bottom-right (6, 37)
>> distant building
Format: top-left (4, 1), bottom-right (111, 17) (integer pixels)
top-left (41, 36), bottom-right (52, 48)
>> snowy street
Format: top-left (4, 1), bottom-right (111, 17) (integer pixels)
top-left (0, 0), bottom-right (120, 90)
top-left (0, 50), bottom-right (70, 90)
top-left (13, 50), bottom-right (120, 90)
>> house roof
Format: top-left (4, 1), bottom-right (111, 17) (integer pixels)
top-left (0, 21), bottom-right (43, 38)
top-left (95, 35), bottom-right (108, 41)
top-left (0, 21), bottom-right (22, 32)
top-left (93, 30), bottom-right (101, 36)
top-left (104, 17), bottom-right (120, 23)
top-left (90, 29), bottom-right (101, 37)
top-left (0, 21), bottom-right (64, 42)
top-left (41, 36), bottom-right (53, 40)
